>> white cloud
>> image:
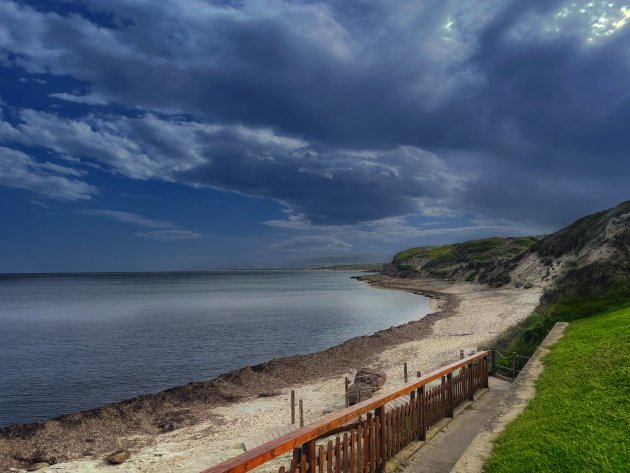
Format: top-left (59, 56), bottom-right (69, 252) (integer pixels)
top-left (78, 209), bottom-right (174, 229)
top-left (49, 92), bottom-right (109, 106)
top-left (0, 146), bottom-right (96, 200)
top-left (0, 108), bottom-right (304, 182)
top-left (0, 107), bottom-right (467, 224)
top-left (78, 208), bottom-right (203, 241)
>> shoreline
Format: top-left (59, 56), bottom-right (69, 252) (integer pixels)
top-left (0, 276), bottom-right (541, 472)
top-left (0, 276), bottom-right (452, 471)
top-left (352, 274), bottom-right (445, 313)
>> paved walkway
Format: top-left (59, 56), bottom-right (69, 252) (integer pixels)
top-left (399, 377), bottom-right (510, 473)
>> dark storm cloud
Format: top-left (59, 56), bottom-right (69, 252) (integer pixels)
top-left (178, 143), bottom-right (461, 224)
top-left (0, 0), bottom-right (629, 226)
top-left (0, 0), bottom-right (486, 148)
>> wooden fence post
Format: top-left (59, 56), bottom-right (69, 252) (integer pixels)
top-left (484, 355), bottom-right (489, 388)
top-left (367, 412), bottom-right (373, 471)
top-left (375, 406), bottom-right (386, 473)
top-left (468, 362), bottom-right (475, 401)
top-left (403, 362), bottom-right (408, 383)
top-left (416, 371), bottom-right (421, 378)
top-left (491, 349), bottom-right (497, 375)
top-left (418, 386), bottom-right (426, 441)
top-left (291, 390), bottom-right (296, 425)
top-left (299, 399), bottom-right (304, 427)
top-left (302, 440), bottom-right (316, 473)
top-left (345, 377), bottom-right (350, 408)
top-left (512, 352), bottom-right (517, 381)
top-left (447, 373), bottom-right (454, 418)
top-left (460, 349), bottom-right (464, 359)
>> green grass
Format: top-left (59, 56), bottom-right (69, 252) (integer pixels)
top-left (485, 304), bottom-right (630, 472)
top-left (392, 236), bottom-right (539, 266)
top-left (393, 244), bottom-right (455, 263)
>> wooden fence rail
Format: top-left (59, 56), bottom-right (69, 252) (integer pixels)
top-left (201, 351), bottom-right (488, 473)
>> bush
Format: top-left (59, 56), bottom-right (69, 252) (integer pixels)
top-left (487, 278), bottom-right (630, 358)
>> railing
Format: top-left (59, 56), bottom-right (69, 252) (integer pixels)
top-left (489, 349), bottom-right (529, 381)
top-left (201, 351), bottom-right (489, 473)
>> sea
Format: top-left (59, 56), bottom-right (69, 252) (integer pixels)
top-left (0, 271), bottom-right (431, 427)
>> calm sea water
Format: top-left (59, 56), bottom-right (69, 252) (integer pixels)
top-left (0, 271), bottom-right (430, 427)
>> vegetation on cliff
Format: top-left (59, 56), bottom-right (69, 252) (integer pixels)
top-left (387, 236), bottom-right (539, 286)
top-left (489, 200), bottom-right (630, 358)
top-left (388, 200), bottom-right (630, 292)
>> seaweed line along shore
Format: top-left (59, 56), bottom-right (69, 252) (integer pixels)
top-left (0, 275), bottom-right (541, 472)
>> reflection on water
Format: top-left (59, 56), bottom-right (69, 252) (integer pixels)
top-left (0, 271), bottom-right (430, 426)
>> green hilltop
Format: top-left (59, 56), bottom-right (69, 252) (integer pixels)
top-left (388, 236), bottom-right (540, 285)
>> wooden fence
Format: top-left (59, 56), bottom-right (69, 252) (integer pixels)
top-left (201, 351), bottom-right (489, 473)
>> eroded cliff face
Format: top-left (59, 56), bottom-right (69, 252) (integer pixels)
top-left (515, 201), bottom-right (630, 300)
top-left (386, 201), bottom-right (630, 292)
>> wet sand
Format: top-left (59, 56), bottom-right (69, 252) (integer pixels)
top-left (0, 276), bottom-right (541, 472)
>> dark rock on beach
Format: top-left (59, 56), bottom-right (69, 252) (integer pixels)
top-left (348, 368), bottom-right (387, 405)
top-left (354, 368), bottom-right (387, 389)
top-left (106, 449), bottom-right (131, 465)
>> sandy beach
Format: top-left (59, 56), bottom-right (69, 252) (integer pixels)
top-left (1, 276), bottom-right (541, 473)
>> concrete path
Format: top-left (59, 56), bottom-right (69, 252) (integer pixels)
top-left (398, 377), bottom-right (510, 473)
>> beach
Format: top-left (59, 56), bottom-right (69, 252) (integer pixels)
top-left (0, 276), bottom-right (541, 472)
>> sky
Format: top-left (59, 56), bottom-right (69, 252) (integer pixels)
top-left (0, 0), bottom-right (629, 272)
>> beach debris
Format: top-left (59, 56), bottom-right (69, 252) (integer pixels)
top-left (27, 463), bottom-right (50, 471)
top-left (159, 422), bottom-right (176, 433)
top-left (347, 368), bottom-right (387, 405)
top-left (106, 449), bottom-right (131, 465)
top-left (354, 368), bottom-right (387, 389)
top-left (156, 408), bottom-right (197, 433)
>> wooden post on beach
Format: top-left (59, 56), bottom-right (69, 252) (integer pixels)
top-left (299, 399), bottom-right (304, 427)
top-left (512, 352), bottom-right (517, 381)
top-left (291, 390), bottom-right (296, 425)
top-left (410, 370), bottom-right (422, 401)
top-left (345, 377), bottom-right (350, 407)
top-left (403, 362), bottom-right (408, 383)
top-left (460, 349), bottom-right (464, 359)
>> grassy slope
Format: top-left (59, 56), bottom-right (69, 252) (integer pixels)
top-left (485, 304), bottom-right (630, 472)
top-left (390, 236), bottom-right (540, 285)
top-left (393, 237), bottom-right (538, 265)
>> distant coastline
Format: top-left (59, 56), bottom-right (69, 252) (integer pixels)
top-left (308, 263), bottom-right (387, 272)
